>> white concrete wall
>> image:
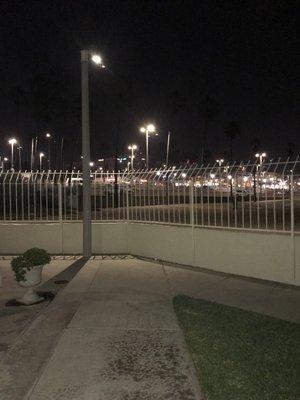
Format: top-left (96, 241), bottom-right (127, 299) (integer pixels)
top-left (193, 228), bottom-right (297, 285)
top-left (127, 223), bottom-right (194, 265)
top-left (0, 222), bottom-right (127, 255)
top-left (0, 222), bottom-right (298, 285)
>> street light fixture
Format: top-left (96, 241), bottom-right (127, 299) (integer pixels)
top-left (81, 49), bottom-right (105, 258)
top-left (39, 152), bottom-right (45, 171)
top-left (255, 152), bottom-right (266, 196)
top-left (255, 152), bottom-right (266, 166)
top-left (128, 144), bottom-right (138, 170)
top-left (0, 157), bottom-right (9, 171)
top-left (8, 138), bottom-right (17, 170)
top-left (17, 146), bottom-right (22, 170)
top-left (45, 133), bottom-right (52, 170)
top-left (140, 124), bottom-right (156, 169)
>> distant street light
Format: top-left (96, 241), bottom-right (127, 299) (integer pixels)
top-left (255, 152), bottom-right (266, 195)
top-left (140, 124), bottom-right (156, 169)
top-left (45, 133), bottom-right (52, 170)
top-left (39, 152), bottom-right (45, 171)
top-left (8, 138), bottom-right (17, 170)
top-left (216, 158), bottom-right (224, 181)
top-left (81, 49), bottom-right (105, 257)
top-left (216, 158), bottom-right (224, 167)
top-left (17, 146), bottom-right (22, 170)
top-left (128, 144), bottom-right (138, 170)
top-left (0, 157), bottom-right (9, 171)
top-left (255, 152), bottom-right (266, 166)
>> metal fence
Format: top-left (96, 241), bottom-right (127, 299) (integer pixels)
top-left (0, 157), bottom-right (299, 232)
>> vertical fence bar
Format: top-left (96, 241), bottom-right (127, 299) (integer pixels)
top-left (58, 182), bottom-right (63, 254)
top-left (290, 172), bottom-right (295, 278)
top-left (189, 178), bottom-right (194, 227)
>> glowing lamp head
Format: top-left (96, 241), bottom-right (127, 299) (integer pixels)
top-left (89, 162), bottom-right (94, 167)
top-left (8, 138), bottom-right (17, 145)
top-left (147, 124), bottom-right (155, 133)
top-left (91, 54), bottom-right (102, 65)
top-left (228, 174), bottom-right (232, 180)
top-left (140, 127), bottom-right (146, 133)
top-left (4, 157), bottom-right (8, 161)
top-left (255, 153), bottom-right (259, 158)
top-left (46, 133), bottom-right (51, 138)
top-left (40, 152), bottom-right (44, 158)
top-left (262, 152), bottom-right (266, 157)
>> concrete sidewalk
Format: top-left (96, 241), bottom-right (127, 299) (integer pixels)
top-left (25, 259), bottom-right (203, 400)
top-left (2, 257), bottom-right (299, 400)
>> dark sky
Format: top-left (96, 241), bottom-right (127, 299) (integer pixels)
top-left (0, 0), bottom-right (299, 168)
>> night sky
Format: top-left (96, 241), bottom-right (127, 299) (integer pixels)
top-left (0, 0), bottom-right (299, 168)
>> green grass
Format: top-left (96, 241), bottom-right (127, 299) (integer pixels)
top-left (173, 295), bottom-right (300, 400)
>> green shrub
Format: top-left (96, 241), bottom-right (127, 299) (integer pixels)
top-left (11, 248), bottom-right (51, 282)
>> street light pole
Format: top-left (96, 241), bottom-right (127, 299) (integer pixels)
top-left (128, 145), bottom-right (137, 170)
top-left (46, 133), bottom-right (51, 170)
top-left (255, 152), bottom-right (266, 195)
top-left (166, 131), bottom-right (170, 167)
top-left (8, 138), bottom-right (17, 170)
top-left (81, 49), bottom-right (92, 258)
top-left (39, 152), bottom-right (45, 171)
top-left (18, 146), bottom-right (22, 170)
top-left (81, 49), bottom-right (105, 258)
top-left (140, 124), bottom-right (156, 169)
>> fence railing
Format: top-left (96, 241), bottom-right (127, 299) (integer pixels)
top-left (0, 158), bottom-right (299, 232)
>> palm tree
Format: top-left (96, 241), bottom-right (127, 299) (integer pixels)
top-left (224, 120), bottom-right (241, 162)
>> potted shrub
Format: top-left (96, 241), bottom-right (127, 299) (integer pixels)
top-left (11, 248), bottom-right (51, 305)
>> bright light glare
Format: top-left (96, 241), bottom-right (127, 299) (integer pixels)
top-left (46, 133), bottom-right (51, 138)
top-left (4, 157), bottom-right (8, 161)
top-left (140, 127), bottom-right (146, 133)
top-left (91, 54), bottom-right (102, 65)
top-left (228, 174), bottom-right (232, 179)
top-left (89, 162), bottom-right (94, 167)
top-left (255, 153), bottom-right (259, 158)
top-left (147, 124), bottom-right (155, 132)
top-left (8, 138), bottom-right (17, 145)
top-left (262, 152), bottom-right (266, 157)
top-left (40, 152), bottom-right (44, 157)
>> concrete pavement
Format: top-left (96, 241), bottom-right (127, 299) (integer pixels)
top-left (25, 258), bottom-right (203, 400)
top-left (1, 257), bottom-right (299, 400)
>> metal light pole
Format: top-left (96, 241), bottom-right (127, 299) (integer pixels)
top-left (46, 133), bottom-right (51, 170)
top-left (166, 131), bottom-right (170, 167)
top-left (81, 49), bottom-right (105, 258)
top-left (128, 144), bottom-right (137, 170)
top-left (216, 158), bottom-right (224, 184)
top-left (39, 152), bottom-right (45, 171)
top-left (255, 152), bottom-right (266, 194)
top-left (8, 138), bottom-right (17, 170)
top-left (18, 146), bottom-right (22, 170)
top-left (140, 124), bottom-right (156, 169)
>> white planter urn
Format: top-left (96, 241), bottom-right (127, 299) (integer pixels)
top-left (18, 265), bottom-right (44, 305)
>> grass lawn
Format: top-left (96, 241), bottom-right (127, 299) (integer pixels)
top-left (173, 295), bottom-right (300, 400)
